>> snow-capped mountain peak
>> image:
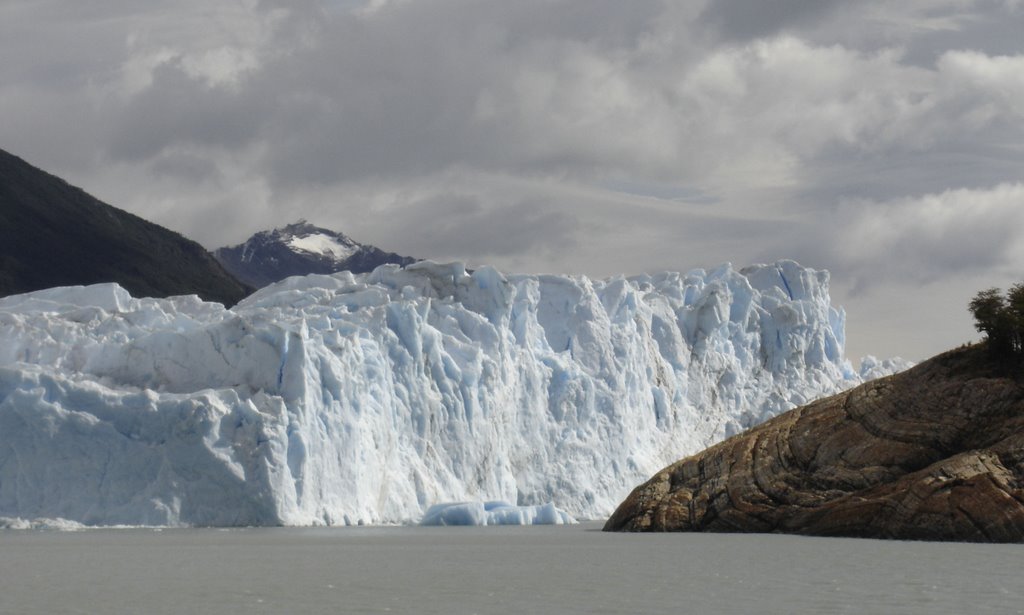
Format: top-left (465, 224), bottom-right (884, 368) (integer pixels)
top-left (268, 220), bottom-right (360, 261)
top-left (215, 220), bottom-right (415, 288)
top-left (241, 220), bottom-right (358, 262)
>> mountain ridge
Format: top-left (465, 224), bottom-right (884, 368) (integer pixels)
top-left (0, 148), bottom-right (251, 305)
top-left (214, 220), bottom-right (416, 288)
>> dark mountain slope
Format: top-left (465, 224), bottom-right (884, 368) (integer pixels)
top-left (605, 344), bottom-right (1024, 542)
top-left (214, 220), bottom-right (416, 288)
top-left (0, 148), bottom-right (251, 305)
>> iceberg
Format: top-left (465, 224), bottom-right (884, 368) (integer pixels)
top-left (0, 516), bottom-right (86, 531)
top-left (419, 501), bottom-right (575, 526)
top-left (0, 260), bottom-right (902, 526)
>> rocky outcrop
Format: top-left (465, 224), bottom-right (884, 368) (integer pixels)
top-left (605, 345), bottom-right (1024, 542)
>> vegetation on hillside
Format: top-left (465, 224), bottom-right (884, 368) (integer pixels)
top-left (969, 284), bottom-right (1024, 357)
top-left (0, 148), bottom-right (252, 305)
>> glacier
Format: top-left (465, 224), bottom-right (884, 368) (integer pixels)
top-left (0, 260), bottom-right (902, 527)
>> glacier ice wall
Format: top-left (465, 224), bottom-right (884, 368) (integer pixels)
top-left (0, 260), bottom-right (888, 526)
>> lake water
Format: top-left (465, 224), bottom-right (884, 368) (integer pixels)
top-left (1, 522), bottom-right (1021, 614)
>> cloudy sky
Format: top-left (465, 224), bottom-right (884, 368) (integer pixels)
top-left (3, 0), bottom-right (1023, 362)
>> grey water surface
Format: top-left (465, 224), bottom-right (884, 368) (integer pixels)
top-left (1, 522), bottom-right (1021, 614)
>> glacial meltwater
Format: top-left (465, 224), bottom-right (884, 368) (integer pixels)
top-left (1, 523), bottom-right (1021, 614)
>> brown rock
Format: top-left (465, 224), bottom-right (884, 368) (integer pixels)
top-left (604, 345), bottom-right (1024, 542)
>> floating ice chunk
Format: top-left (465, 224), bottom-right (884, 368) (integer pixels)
top-left (0, 517), bottom-right (86, 531)
top-left (419, 501), bottom-right (576, 526)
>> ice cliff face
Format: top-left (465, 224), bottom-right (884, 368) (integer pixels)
top-left (0, 260), bottom-right (895, 526)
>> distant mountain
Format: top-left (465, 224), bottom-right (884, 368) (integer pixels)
top-left (214, 220), bottom-right (416, 288)
top-left (0, 148), bottom-right (251, 305)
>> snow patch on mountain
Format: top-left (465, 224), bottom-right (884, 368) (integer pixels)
top-left (286, 233), bottom-right (357, 261)
top-left (0, 260), bottom-right (906, 526)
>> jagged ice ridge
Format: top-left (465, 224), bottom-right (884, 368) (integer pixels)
top-left (0, 260), bottom-right (905, 526)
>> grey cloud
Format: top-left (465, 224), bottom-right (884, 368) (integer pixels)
top-left (106, 63), bottom-right (260, 161)
top-left (899, 4), bottom-right (1024, 66)
top-left (697, 0), bottom-right (1024, 59)
top-left (149, 150), bottom-right (223, 183)
top-left (247, 0), bottom-right (674, 188)
top-left (4, 0), bottom-right (1024, 364)
top-left (361, 194), bottom-right (579, 264)
top-left (697, 0), bottom-right (845, 42)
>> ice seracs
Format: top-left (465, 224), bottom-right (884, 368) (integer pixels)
top-left (0, 260), bottom-right (906, 527)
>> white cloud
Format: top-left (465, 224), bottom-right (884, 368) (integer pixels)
top-left (835, 183), bottom-right (1024, 284)
top-left (938, 49), bottom-right (1024, 108)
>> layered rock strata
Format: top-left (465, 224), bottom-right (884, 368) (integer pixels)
top-left (605, 346), bottom-right (1024, 542)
